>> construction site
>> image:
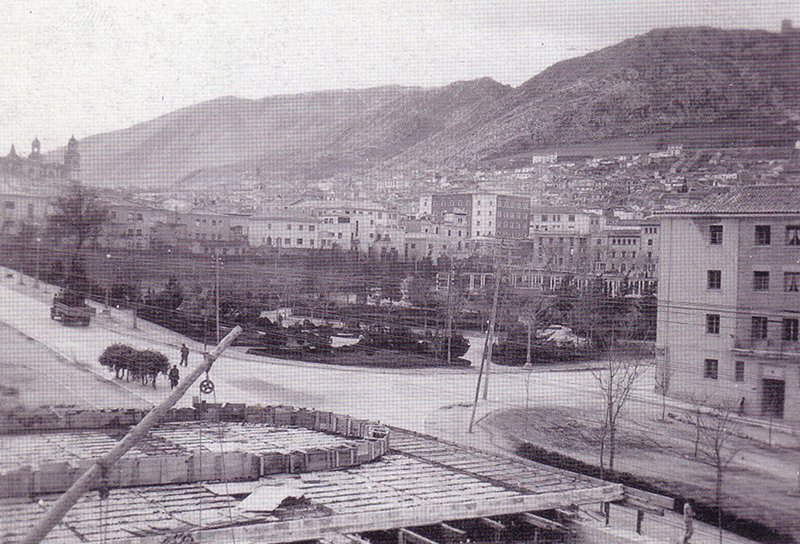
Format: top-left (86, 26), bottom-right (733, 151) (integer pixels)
top-left (1, 397), bottom-right (637, 544)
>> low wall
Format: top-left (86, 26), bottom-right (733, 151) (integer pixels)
top-left (0, 404), bottom-right (390, 498)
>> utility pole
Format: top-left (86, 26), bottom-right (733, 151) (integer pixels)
top-left (215, 253), bottom-right (221, 344)
top-left (482, 243), bottom-right (505, 400)
top-left (34, 237), bottom-right (42, 288)
top-left (446, 262), bottom-right (454, 365)
top-left (21, 326), bottom-right (243, 544)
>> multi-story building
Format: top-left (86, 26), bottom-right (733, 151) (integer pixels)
top-left (0, 187), bottom-right (52, 237)
top-left (403, 212), bottom-right (471, 263)
top-left (529, 207), bottom-right (605, 234)
top-left (248, 212), bottom-right (321, 250)
top-left (101, 205), bottom-right (248, 255)
top-left (291, 200), bottom-right (403, 255)
top-left (656, 184), bottom-right (800, 422)
top-left (428, 192), bottom-right (530, 239)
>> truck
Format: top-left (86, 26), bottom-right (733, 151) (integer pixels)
top-left (50, 289), bottom-right (96, 326)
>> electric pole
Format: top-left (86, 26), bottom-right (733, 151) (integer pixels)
top-left (446, 262), bottom-right (454, 365)
top-left (215, 253), bottom-right (221, 344)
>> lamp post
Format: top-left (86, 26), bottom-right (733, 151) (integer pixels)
top-left (104, 253), bottom-right (112, 313)
top-left (34, 237), bottom-right (41, 288)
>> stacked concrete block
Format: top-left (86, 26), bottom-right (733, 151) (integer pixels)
top-left (166, 407), bottom-right (197, 422)
top-left (32, 462), bottom-right (81, 495)
top-left (303, 448), bottom-right (331, 472)
top-left (288, 451), bottom-right (306, 473)
top-left (261, 451), bottom-right (289, 475)
top-left (273, 406), bottom-right (294, 426)
top-left (0, 467), bottom-right (33, 498)
top-left (0, 404), bottom-right (392, 499)
top-left (294, 408), bottom-right (316, 428)
top-left (316, 411), bottom-right (334, 432)
top-left (220, 403), bottom-right (246, 422)
top-left (244, 405), bottom-right (270, 424)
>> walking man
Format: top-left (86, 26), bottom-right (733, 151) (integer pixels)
top-left (168, 365), bottom-right (180, 390)
top-left (682, 499), bottom-right (695, 543)
top-left (180, 343), bottom-right (189, 366)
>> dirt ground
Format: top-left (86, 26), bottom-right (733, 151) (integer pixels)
top-left (0, 321), bottom-right (149, 410)
top-left (429, 403), bottom-right (800, 542)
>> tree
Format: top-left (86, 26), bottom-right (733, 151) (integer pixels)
top-left (697, 406), bottom-right (742, 544)
top-left (591, 330), bottom-right (642, 477)
top-left (516, 292), bottom-right (554, 366)
top-left (47, 181), bottom-right (109, 287)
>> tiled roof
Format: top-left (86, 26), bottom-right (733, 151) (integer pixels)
top-left (657, 184), bottom-right (800, 215)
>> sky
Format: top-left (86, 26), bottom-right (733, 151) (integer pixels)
top-left (0, 0), bottom-right (797, 153)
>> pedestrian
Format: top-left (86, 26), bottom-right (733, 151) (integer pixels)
top-left (180, 343), bottom-right (189, 366)
top-left (168, 365), bottom-right (180, 390)
top-left (682, 499), bottom-right (695, 543)
top-left (738, 396), bottom-right (745, 415)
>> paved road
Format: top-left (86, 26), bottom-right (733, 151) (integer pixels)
top-left (0, 273), bottom-right (623, 432)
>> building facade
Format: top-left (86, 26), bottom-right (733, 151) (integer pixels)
top-left (657, 185), bottom-right (800, 422)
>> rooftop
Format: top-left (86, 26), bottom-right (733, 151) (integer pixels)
top-left (657, 183), bottom-right (800, 215)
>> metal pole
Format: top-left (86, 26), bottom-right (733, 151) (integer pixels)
top-left (468, 323), bottom-right (490, 434)
top-left (482, 255), bottom-right (502, 400)
top-left (215, 254), bottom-right (221, 344)
top-left (446, 263), bottom-right (453, 365)
top-left (34, 237), bottom-right (41, 288)
top-left (21, 326), bottom-right (242, 544)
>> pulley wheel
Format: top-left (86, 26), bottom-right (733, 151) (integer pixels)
top-left (199, 379), bottom-right (215, 394)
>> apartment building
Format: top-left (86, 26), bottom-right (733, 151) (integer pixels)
top-left (428, 192), bottom-right (530, 239)
top-left (404, 211), bottom-right (470, 263)
top-left (656, 184), bottom-right (800, 422)
top-left (248, 212), bottom-right (321, 250)
top-left (529, 207), bottom-right (605, 234)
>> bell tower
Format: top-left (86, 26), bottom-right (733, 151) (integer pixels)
top-left (29, 137), bottom-right (41, 160)
top-left (64, 135), bottom-right (80, 180)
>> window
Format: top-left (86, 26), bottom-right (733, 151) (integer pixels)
top-left (753, 271), bottom-right (770, 291)
top-left (284, 238), bottom-right (290, 245)
top-left (706, 314), bottom-right (720, 334)
top-left (751, 316), bottom-right (768, 339)
top-left (735, 361), bottom-right (745, 382)
top-left (704, 359), bottom-right (718, 379)
top-left (783, 318), bottom-right (799, 342)
top-left (309, 225), bottom-right (315, 232)
top-left (787, 226), bottom-right (800, 245)
top-left (286, 224), bottom-right (292, 230)
top-left (755, 225), bottom-right (771, 246)
top-left (785, 272), bottom-right (800, 292)
top-left (568, 215), bottom-right (575, 222)
top-left (27, 203), bottom-right (34, 217)
top-left (297, 238), bottom-right (303, 245)
top-left (709, 225), bottom-right (723, 245)
top-left (707, 270), bottom-right (721, 289)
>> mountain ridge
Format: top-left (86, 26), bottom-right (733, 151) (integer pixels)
top-left (60, 26), bottom-right (800, 187)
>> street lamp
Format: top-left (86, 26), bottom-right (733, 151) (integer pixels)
top-left (104, 253), bottom-right (112, 313)
top-left (34, 237), bottom-right (41, 288)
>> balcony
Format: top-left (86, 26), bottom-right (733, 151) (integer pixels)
top-left (733, 338), bottom-right (800, 360)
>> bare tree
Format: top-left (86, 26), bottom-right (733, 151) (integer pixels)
top-left (697, 406), bottom-right (742, 544)
top-left (591, 355), bottom-right (642, 477)
top-left (684, 394), bottom-right (712, 458)
top-left (47, 181), bottom-right (109, 287)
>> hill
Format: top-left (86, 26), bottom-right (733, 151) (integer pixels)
top-left (65, 26), bottom-right (800, 187)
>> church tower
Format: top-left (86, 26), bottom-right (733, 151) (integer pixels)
top-left (7, 144), bottom-right (19, 159)
top-left (64, 135), bottom-right (80, 180)
top-left (29, 137), bottom-right (41, 160)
